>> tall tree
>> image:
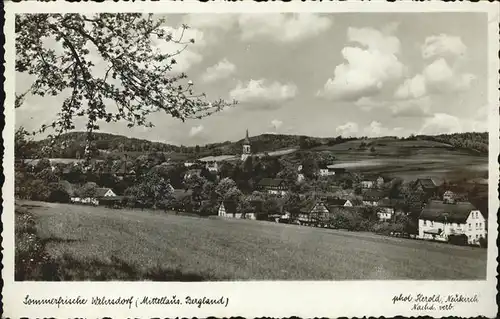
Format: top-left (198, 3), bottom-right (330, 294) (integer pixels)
top-left (16, 13), bottom-right (235, 156)
top-left (15, 127), bottom-right (35, 162)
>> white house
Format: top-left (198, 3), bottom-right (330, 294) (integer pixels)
top-left (318, 164), bottom-right (336, 177)
top-left (218, 201), bottom-right (257, 220)
top-left (361, 176), bottom-right (384, 189)
top-left (375, 198), bottom-right (400, 221)
top-left (75, 187), bottom-right (117, 206)
top-left (442, 190), bottom-right (456, 203)
top-left (362, 190), bottom-right (385, 206)
top-left (418, 200), bottom-right (487, 245)
top-left (218, 201), bottom-right (241, 219)
top-left (377, 208), bottom-right (394, 222)
top-left (297, 173), bottom-right (305, 183)
top-left (318, 165), bottom-right (330, 177)
top-left (257, 178), bottom-right (288, 196)
top-left (202, 161), bottom-right (217, 173)
top-left (184, 161), bottom-right (196, 168)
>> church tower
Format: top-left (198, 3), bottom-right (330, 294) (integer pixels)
top-left (241, 129), bottom-right (251, 161)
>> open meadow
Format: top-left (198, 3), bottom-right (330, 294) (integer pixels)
top-left (16, 201), bottom-right (487, 281)
top-left (313, 138), bottom-right (487, 183)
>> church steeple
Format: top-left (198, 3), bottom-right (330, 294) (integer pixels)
top-left (243, 129), bottom-right (251, 145)
top-left (241, 129), bottom-right (251, 161)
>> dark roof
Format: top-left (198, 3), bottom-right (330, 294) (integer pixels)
top-left (363, 190), bottom-right (385, 201)
top-left (100, 196), bottom-right (124, 202)
top-left (326, 205), bottom-right (358, 214)
top-left (299, 199), bottom-right (317, 213)
top-left (419, 200), bottom-right (478, 223)
top-left (328, 167), bottom-right (346, 172)
top-left (416, 178), bottom-right (437, 189)
top-left (258, 178), bottom-right (286, 187)
top-left (306, 191), bottom-right (336, 199)
top-left (363, 175), bottom-right (383, 182)
top-left (220, 201), bottom-right (238, 215)
top-left (327, 198), bottom-right (348, 206)
top-left (95, 188), bottom-right (114, 198)
top-left (349, 198), bottom-right (364, 206)
top-left (113, 162), bottom-right (135, 175)
top-left (377, 198), bottom-right (404, 208)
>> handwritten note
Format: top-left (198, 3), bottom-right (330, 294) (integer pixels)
top-left (392, 293), bottom-right (479, 311)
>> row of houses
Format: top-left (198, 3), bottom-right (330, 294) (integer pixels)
top-left (219, 176), bottom-right (487, 246)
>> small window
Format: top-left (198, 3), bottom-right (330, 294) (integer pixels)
top-left (476, 234), bottom-right (479, 239)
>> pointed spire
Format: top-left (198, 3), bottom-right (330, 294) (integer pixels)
top-left (243, 129), bottom-right (251, 145)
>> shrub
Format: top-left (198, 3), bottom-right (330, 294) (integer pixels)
top-left (478, 236), bottom-right (487, 248)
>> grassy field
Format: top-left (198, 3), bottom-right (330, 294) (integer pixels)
top-left (311, 138), bottom-right (487, 183)
top-left (16, 200), bottom-right (487, 281)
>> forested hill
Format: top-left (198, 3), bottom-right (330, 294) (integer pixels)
top-left (416, 132), bottom-right (488, 154)
top-left (26, 131), bottom-right (488, 160)
top-left (28, 131), bottom-right (352, 159)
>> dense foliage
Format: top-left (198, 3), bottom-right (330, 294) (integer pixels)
top-left (16, 13), bottom-right (234, 156)
top-left (417, 132), bottom-right (488, 154)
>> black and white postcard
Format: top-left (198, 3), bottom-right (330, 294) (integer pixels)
top-left (2, 1), bottom-right (499, 317)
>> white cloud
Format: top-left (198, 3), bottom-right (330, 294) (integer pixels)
top-left (189, 125), bottom-right (204, 137)
top-left (354, 97), bottom-right (387, 111)
top-left (183, 13), bottom-right (332, 43)
top-left (421, 34), bottom-right (467, 60)
top-left (336, 122), bottom-right (359, 137)
top-left (394, 58), bottom-right (475, 100)
top-left (394, 74), bottom-right (426, 99)
top-left (419, 113), bottom-right (463, 135)
top-left (365, 121), bottom-right (383, 136)
top-left (318, 27), bottom-right (404, 101)
top-left (271, 119), bottom-right (283, 130)
top-left (420, 112), bottom-right (487, 135)
top-left (363, 121), bottom-right (406, 137)
top-left (347, 26), bottom-right (401, 55)
top-left (238, 13), bottom-right (332, 42)
top-left (229, 79), bottom-right (297, 103)
top-left (363, 121), bottom-right (407, 137)
top-left (422, 58), bottom-right (476, 93)
top-left (201, 59), bottom-right (236, 83)
top-left (390, 97), bottom-right (432, 118)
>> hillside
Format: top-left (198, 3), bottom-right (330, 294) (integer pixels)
top-left (24, 131), bottom-right (488, 161)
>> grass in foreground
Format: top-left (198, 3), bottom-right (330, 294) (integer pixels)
top-left (16, 201), bottom-right (487, 281)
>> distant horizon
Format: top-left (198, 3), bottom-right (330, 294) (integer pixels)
top-left (28, 128), bottom-right (488, 148)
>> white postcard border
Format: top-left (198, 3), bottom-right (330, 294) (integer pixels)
top-left (3, 1), bottom-right (499, 318)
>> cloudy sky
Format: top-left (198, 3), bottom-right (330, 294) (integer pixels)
top-left (16, 13), bottom-right (489, 146)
